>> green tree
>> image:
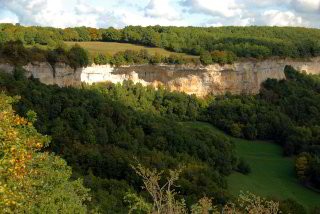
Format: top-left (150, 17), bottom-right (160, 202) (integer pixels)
top-left (200, 51), bottom-right (212, 65)
top-left (0, 31), bottom-right (10, 43)
top-left (68, 44), bottom-right (89, 69)
top-left (0, 93), bottom-right (91, 214)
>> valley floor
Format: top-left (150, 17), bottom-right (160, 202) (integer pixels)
top-left (182, 122), bottom-right (320, 212)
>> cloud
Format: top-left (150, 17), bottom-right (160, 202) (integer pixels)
top-left (98, 9), bottom-right (188, 28)
top-left (0, 16), bottom-right (19, 24)
top-left (181, 0), bottom-right (242, 17)
top-left (291, 0), bottom-right (320, 12)
top-left (262, 10), bottom-right (306, 26)
top-left (75, 0), bottom-right (103, 15)
top-left (0, 0), bottom-right (320, 28)
top-left (144, 0), bottom-right (181, 20)
top-left (0, 0), bottom-right (96, 27)
top-left (239, 0), bottom-right (291, 8)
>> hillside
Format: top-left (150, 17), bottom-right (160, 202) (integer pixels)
top-left (1, 64), bottom-right (320, 213)
top-left (1, 23), bottom-right (320, 213)
top-left (2, 24), bottom-right (320, 60)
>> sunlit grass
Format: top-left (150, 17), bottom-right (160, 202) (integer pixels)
top-left (65, 41), bottom-right (198, 58)
top-left (182, 121), bottom-right (320, 212)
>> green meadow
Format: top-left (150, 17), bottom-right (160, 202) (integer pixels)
top-left (182, 122), bottom-right (320, 212)
top-left (65, 41), bottom-right (198, 58)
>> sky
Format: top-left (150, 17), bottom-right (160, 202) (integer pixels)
top-left (0, 0), bottom-right (320, 28)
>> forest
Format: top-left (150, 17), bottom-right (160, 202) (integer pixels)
top-left (1, 65), bottom-right (320, 213)
top-left (1, 23), bottom-right (320, 213)
top-left (1, 23), bottom-right (320, 65)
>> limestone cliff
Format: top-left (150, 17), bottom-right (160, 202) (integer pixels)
top-left (1, 58), bottom-right (320, 97)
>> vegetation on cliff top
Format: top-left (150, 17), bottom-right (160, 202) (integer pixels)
top-left (2, 23), bottom-right (320, 66)
top-left (0, 40), bottom-right (90, 69)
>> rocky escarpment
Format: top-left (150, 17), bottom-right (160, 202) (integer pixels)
top-left (1, 58), bottom-right (320, 97)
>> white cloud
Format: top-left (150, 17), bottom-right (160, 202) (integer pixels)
top-left (262, 10), bottom-right (306, 26)
top-left (144, 0), bottom-right (181, 20)
top-left (0, 17), bottom-right (19, 24)
top-left (75, 0), bottom-right (104, 15)
top-left (1, 0), bottom-right (320, 28)
top-left (291, 0), bottom-right (320, 12)
top-left (1, 0), bottom-right (93, 27)
top-left (239, 0), bottom-right (291, 8)
top-left (98, 9), bottom-right (188, 28)
top-left (181, 0), bottom-right (242, 17)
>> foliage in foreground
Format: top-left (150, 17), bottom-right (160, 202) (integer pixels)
top-left (0, 93), bottom-right (90, 213)
top-left (127, 162), bottom-right (279, 214)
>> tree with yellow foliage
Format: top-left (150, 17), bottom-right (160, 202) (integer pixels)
top-left (295, 153), bottom-right (311, 182)
top-left (0, 93), bottom-right (90, 214)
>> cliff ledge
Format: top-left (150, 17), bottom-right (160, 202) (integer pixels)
top-left (1, 58), bottom-right (319, 97)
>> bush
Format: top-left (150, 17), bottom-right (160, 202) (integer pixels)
top-left (211, 50), bottom-right (237, 64)
top-left (1, 40), bottom-right (30, 65)
top-left (67, 44), bottom-right (89, 69)
top-left (312, 206), bottom-right (320, 214)
top-left (94, 53), bottom-right (111, 65)
top-left (200, 51), bottom-right (212, 65)
top-left (236, 158), bottom-right (251, 175)
top-left (279, 199), bottom-right (307, 214)
top-left (13, 67), bottom-right (27, 81)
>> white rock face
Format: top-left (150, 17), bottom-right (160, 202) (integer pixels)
top-left (80, 64), bottom-right (148, 86)
top-left (1, 57), bottom-right (320, 97)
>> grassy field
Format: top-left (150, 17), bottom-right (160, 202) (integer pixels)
top-left (182, 121), bottom-right (320, 212)
top-left (65, 41), bottom-right (198, 58)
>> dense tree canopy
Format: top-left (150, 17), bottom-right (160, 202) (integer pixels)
top-left (204, 66), bottom-right (320, 191)
top-left (1, 63), bottom-right (320, 212)
top-left (0, 69), bottom-right (237, 213)
top-left (1, 23), bottom-right (320, 62)
top-left (0, 40), bottom-right (89, 69)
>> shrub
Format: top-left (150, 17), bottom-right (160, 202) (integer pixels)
top-left (312, 206), bottom-right (320, 214)
top-left (279, 199), bottom-right (307, 214)
top-left (211, 50), bottom-right (237, 64)
top-left (200, 51), bottom-right (212, 65)
top-left (13, 67), bottom-right (27, 81)
top-left (236, 158), bottom-right (251, 175)
top-left (67, 44), bottom-right (89, 69)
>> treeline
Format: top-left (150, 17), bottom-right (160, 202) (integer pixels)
top-left (0, 40), bottom-right (89, 69)
top-left (0, 70), bottom-right (237, 213)
top-left (204, 66), bottom-right (320, 190)
top-left (0, 40), bottom-right (198, 67)
top-left (2, 23), bottom-right (320, 59)
top-left (93, 49), bottom-right (201, 66)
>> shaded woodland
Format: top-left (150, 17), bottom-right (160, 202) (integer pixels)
top-left (1, 65), bottom-right (320, 213)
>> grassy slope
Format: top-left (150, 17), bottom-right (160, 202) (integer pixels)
top-left (182, 121), bottom-right (320, 211)
top-left (65, 41), bottom-right (198, 58)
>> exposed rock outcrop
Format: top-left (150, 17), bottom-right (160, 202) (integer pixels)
top-left (1, 58), bottom-right (320, 97)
